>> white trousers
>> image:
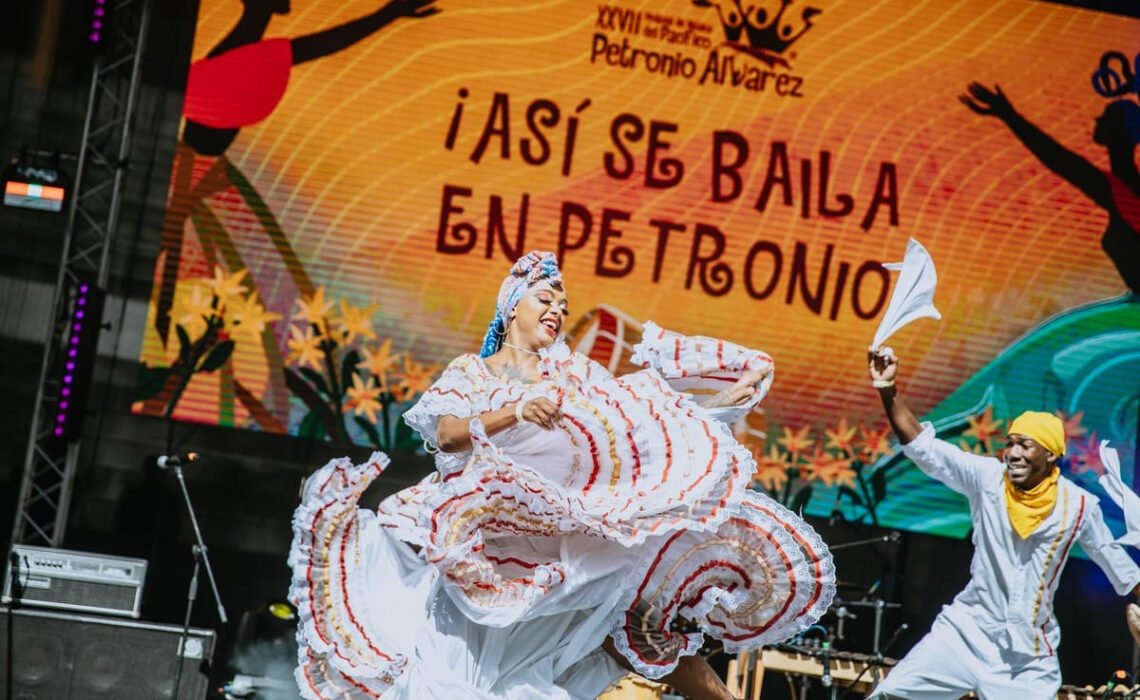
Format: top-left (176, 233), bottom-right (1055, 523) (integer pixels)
top-left (868, 612), bottom-right (1061, 700)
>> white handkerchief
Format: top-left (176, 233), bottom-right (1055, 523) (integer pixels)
top-left (871, 238), bottom-right (942, 350)
top-left (1097, 440), bottom-right (1140, 547)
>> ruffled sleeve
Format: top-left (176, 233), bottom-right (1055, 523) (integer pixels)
top-left (630, 320), bottom-right (775, 424)
top-left (403, 355), bottom-right (484, 475)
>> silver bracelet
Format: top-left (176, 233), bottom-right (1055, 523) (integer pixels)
top-left (514, 400), bottom-right (528, 423)
top-left (871, 379), bottom-right (896, 389)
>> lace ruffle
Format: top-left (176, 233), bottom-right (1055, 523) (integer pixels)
top-left (298, 325), bottom-right (834, 690)
top-left (607, 490), bottom-right (835, 677)
top-left (631, 320), bottom-right (775, 410)
top-left (288, 453), bottom-right (406, 699)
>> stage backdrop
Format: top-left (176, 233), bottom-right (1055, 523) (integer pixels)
top-left (135, 0), bottom-right (1140, 542)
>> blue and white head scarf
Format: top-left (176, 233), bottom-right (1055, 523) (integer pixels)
top-left (479, 251), bottom-right (563, 358)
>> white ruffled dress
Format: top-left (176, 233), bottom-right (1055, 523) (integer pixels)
top-left (289, 323), bottom-right (835, 699)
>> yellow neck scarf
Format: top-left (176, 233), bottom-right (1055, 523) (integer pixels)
top-left (1005, 467), bottom-right (1060, 539)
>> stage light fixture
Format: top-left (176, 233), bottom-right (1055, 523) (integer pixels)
top-left (89, 0), bottom-right (107, 43)
top-left (52, 280), bottom-right (105, 442)
top-left (2, 154), bottom-right (70, 213)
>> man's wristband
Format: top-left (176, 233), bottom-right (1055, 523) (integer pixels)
top-left (514, 400), bottom-right (528, 423)
top-left (872, 379), bottom-right (895, 389)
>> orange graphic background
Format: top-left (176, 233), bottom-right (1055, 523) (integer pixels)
top-left (138, 0), bottom-right (1135, 440)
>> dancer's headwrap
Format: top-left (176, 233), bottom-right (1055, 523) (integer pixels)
top-left (1007, 411), bottom-right (1066, 457)
top-left (1004, 411), bottom-right (1065, 539)
top-left (479, 251), bottom-right (563, 358)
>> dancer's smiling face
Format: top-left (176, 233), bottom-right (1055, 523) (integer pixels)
top-left (1003, 433), bottom-right (1056, 490)
top-left (507, 281), bottom-right (569, 351)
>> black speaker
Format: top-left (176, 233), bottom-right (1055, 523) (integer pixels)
top-left (0, 606), bottom-right (215, 699)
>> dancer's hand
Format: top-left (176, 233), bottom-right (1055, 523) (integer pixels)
top-left (868, 347), bottom-right (898, 386)
top-left (959, 82), bottom-right (1014, 120)
top-left (703, 368), bottom-right (768, 408)
top-left (385, 0), bottom-right (440, 19)
top-left (1127, 603), bottom-right (1140, 646)
top-left (517, 397), bottom-right (562, 430)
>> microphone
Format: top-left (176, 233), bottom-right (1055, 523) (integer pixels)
top-left (157, 452), bottom-right (200, 469)
top-left (1101, 669), bottom-right (1128, 699)
top-left (835, 603), bottom-right (857, 641)
top-left (820, 640), bottom-right (832, 688)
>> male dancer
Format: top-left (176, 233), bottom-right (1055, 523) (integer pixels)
top-left (866, 347), bottom-right (1140, 699)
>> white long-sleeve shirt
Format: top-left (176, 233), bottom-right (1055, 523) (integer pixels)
top-left (902, 423), bottom-right (1140, 658)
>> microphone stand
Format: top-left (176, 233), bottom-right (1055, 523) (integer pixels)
top-left (827, 532), bottom-right (900, 552)
top-left (820, 636), bottom-right (835, 700)
top-left (170, 459), bottom-right (227, 700)
top-left (836, 622), bottom-right (909, 700)
top-left (6, 552), bottom-right (24, 700)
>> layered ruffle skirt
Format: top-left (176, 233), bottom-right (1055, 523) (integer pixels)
top-left (289, 323), bottom-right (835, 699)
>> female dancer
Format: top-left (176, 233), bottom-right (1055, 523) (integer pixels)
top-left (289, 252), bottom-right (835, 699)
top-left (960, 82), bottom-right (1139, 292)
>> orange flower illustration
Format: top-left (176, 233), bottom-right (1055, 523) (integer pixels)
top-left (228, 292), bottom-right (281, 342)
top-left (209, 266), bottom-right (249, 301)
top-left (287, 325), bottom-right (323, 370)
top-left (824, 417), bottom-right (858, 454)
top-left (752, 445), bottom-right (791, 491)
top-left (1059, 410), bottom-right (1087, 441)
top-left (802, 443), bottom-right (857, 489)
top-left (345, 374), bottom-right (383, 423)
top-left (336, 299), bottom-right (378, 344)
top-left (776, 425), bottom-right (812, 457)
top-left (397, 357), bottom-right (439, 401)
top-left (963, 406), bottom-right (1004, 449)
top-left (858, 424), bottom-right (893, 463)
top-left (1068, 431), bottom-right (1105, 476)
top-left (362, 338), bottom-right (400, 390)
top-left (295, 287), bottom-right (334, 326)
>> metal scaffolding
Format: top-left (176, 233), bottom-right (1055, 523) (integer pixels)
top-left (11, 0), bottom-right (152, 548)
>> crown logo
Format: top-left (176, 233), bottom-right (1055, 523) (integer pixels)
top-left (693, 0), bottom-right (821, 68)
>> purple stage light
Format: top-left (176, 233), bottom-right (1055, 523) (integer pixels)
top-left (70, 337), bottom-right (78, 344)
top-left (76, 310), bottom-right (85, 319)
top-left (62, 387), bottom-right (71, 397)
top-left (78, 297), bottom-right (86, 306)
top-left (89, 32), bottom-right (100, 42)
top-left (60, 401), bottom-right (69, 410)
top-left (73, 323), bottom-right (81, 332)
top-left (54, 428), bottom-right (64, 437)
top-left (63, 375), bottom-right (73, 384)
top-left (66, 362), bottom-right (75, 371)
top-left (57, 413), bottom-right (66, 423)
top-left (93, 20), bottom-right (102, 29)
top-left (68, 349), bottom-right (77, 357)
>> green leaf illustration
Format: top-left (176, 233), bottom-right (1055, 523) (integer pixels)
top-left (198, 340), bottom-right (235, 373)
top-left (354, 416), bottom-right (383, 449)
top-left (871, 469), bottom-right (887, 503)
top-left (284, 368), bottom-right (328, 414)
top-left (341, 349), bottom-right (361, 391)
top-left (298, 410), bottom-right (327, 440)
top-left (136, 363), bottom-right (173, 401)
top-left (300, 367), bottom-right (332, 399)
top-left (839, 485), bottom-right (865, 508)
top-left (790, 485), bottom-right (814, 512)
top-left (175, 325), bottom-right (193, 365)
